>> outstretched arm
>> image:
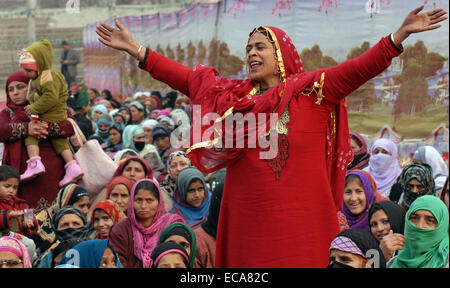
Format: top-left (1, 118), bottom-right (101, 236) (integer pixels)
top-left (391, 5), bottom-right (447, 47)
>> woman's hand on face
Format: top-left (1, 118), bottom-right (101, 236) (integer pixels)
top-left (393, 5), bottom-right (447, 46)
top-left (28, 121), bottom-right (49, 139)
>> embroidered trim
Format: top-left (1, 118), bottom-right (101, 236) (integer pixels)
top-left (300, 72), bottom-right (326, 105)
top-left (266, 134), bottom-right (289, 179)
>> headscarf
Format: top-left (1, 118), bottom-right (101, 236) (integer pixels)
top-left (392, 195), bottom-right (449, 268)
top-left (348, 132), bottom-right (370, 170)
top-left (157, 222), bottom-right (197, 267)
top-left (150, 94), bottom-right (162, 109)
top-left (50, 238), bottom-right (82, 267)
top-left (160, 151), bottom-right (192, 197)
top-left (118, 106), bottom-right (132, 125)
top-left (91, 104), bottom-right (108, 120)
top-left (129, 101), bottom-right (147, 123)
top-left (363, 138), bottom-right (402, 197)
top-left (329, 228), bottom-right (386, 268)
top-left (152, 123), bottom-right (172, 142)
top-left (0, 236), bottom-right (32, 268)
top-left (112, 155), bottom-right (153, 180)
top-left (35, 184), bottom-right (89, 244)
top-left (157, 109), bottom-right (171, 117)
top-left (157, 115), bottom-right (175, 127)
top-left (90, 200), bottom-right (126, 234)
top-left (342, 170), bottom-right (378, 232)
top-left (150, 241), bottom-right (189, 268)
top-left (106, 175), bottom-right (134, 199)
top-left (52, 206), bottom-right (94, 242)
top-left (170, 109), bottom-right (191, 129)
top-left (185, 26), bottom-right (352, 212)
top-left (201, 177), bottom-right (224, 239)
top-left (3, 71), bottom-right (31, 169)
top-left (59, 239), bottom-right (123, 268)
top-left (398, 162), bottom-right (435, 211)
top-left (369, 200), bottom-right (405, 235)
top-left (173, 167), bottom-right (211, 225)
top-left (112, 148), bottom-right (138, 164)
top-left (413, 146), bottom-right (449, 195)
top-left (122, 124), bottom-right (145, 152)
top-left (127, 178), bottom-right (184, 268)
top-left (140, 119), bottom-right (158, 131)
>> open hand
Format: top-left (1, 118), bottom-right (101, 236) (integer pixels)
top-left (96, 19), bottom-right (137, 54)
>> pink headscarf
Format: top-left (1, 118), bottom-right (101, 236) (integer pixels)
top-left (127, 178), bottom-right (184, 268)
top-left (0, 236), bottom-right (32, 268)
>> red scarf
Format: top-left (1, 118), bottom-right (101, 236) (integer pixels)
top-left (186, 26), bottom-right (351, 210)
top-left (3, 71), bottom-right (31, 170)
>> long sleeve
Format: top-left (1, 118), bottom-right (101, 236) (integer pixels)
top-left (320, 35), bottom-right (403, 107)
top-left (0, 110), bottom-right (28, 143)
top-left (138, 48), bottom-right (192, 96)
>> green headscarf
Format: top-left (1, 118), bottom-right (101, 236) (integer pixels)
top-left (157, 222), bottom-right (197, 268)
top-left (392, 195), bottom-right (449, 268)
top-left (122, 124), bottom-right (145, 152)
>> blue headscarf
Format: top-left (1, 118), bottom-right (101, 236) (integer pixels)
top-left (58, 239), bottom-right (123, 268)
top-left (122, 124), bottom-right (145, 152)
top-left (173, 167), bottom-right (211, 225)
top-left (91, 104), bottom-right (108, 121)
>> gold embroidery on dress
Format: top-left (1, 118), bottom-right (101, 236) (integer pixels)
top-left (300, 72), bottom-right (325, 105)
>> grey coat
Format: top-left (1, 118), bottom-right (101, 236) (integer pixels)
top-left (61, 48), bottom-right (79, 83)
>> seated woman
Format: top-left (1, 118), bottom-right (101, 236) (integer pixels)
top-left (58, 239), bottom-right (123, 268)
top-left (150, 241), bottom-right (190, 268)
top-left (157, 222), bottom-right (196, 268)
top-left (328, 228), bottom-right (386, 268)
top-left (106, 176), bottom-right (134, 214)
top-left (0, 235), bottom-right (32, 268)
top-left (91, 200), bottom-right (126, 239)
top-left (388, 195), bottom-right (449, 268)
top-left (368, 200), bottom-right (405, 262)
top-left (109, 178), bottom-right (184, 268)
top-left (102, 122), bottom-right (124, 159)
top-left (348, 132), bottom-right (370, 171)
top-left (172, 167), bottom-right (212, 229)
top-left (413, 146), bottom-right (448, 197)
top-left (36, 206), bottom-right (94, 268)
top-left (396, 162), bottom-right (435, 212)
top-left (31, 184), bottom-right (90, 255)
top-left (160, 151), bottom-right (192, 198)
top-left (93, 114), bottom-right (113, 144)
top-left (363, 138), bottom-right (403, 198)
top-left (342, 170), bottom-right (387, 232)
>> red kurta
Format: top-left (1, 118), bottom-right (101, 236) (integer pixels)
top-left (139, 35), bottom-right (402, 267)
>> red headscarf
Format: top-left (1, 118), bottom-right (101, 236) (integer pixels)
top-left (91, 199), bottom-right (125, 226)
top-left (186, 26), bottom-right (351, 210)
top-left (3, 71), bottom-right (31, 169)
top-left (106, 175), bottom-right (134, 199)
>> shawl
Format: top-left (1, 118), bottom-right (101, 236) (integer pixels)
top-left (91, 104), bottom-right (108, 122)
top-left (392, 195), bottom-right (449, 268)
top-left (348, 131), bottom-right (370, 170)
top-left (150, 241), bottom-right (189, 268)
top-left (157, 222), bottom-right (197, 267)
top-left (112, 155), bottom-right (154, 180)
top-left (413, 146), bottom-right (449, 195)
top-left (0, 236), bottom-right (32, 268)
top-left (2, 71), bottom-right (31, 170)
top-left (342, 170), bottom-right (378, 232)
top-left (127, 178), bottom-right (184, 268)
top-left (52, 206), bottom-right (94, 242)
top-left (122, 124), bottom-right (145, 152)
top-left (59, 239), bottom-right (123, 268)
top-left (330, 228), bottom-right (386, 268)
top-left (186, 26), bottom-right (352, 211)
top-left (106, 175), bottom-right (134, 199)
top-left (363, 138), bottom-right (402, 197)
top-left (369, 200), bottom-right (405, 235)
top-left (173, 167), bottom-right (211, 225)
top-left (398, 162), bottom-right (435, 211)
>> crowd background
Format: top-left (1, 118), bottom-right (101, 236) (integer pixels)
top-left (0, 0), bottom-right (448, 269)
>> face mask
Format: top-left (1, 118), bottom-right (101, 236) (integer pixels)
top-left (327, 261), bottom-right (354, 268)
top-left (369, 153), bottom-right (392, 171)
top-left (98, 129), bottom-right (109, 138)
top-left (134, 141), bottom-right (145, 152)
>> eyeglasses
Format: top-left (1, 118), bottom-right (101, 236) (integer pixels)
top-left (0, 259), bottom-right (22, 267)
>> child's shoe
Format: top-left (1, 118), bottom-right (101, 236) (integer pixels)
top-left (20, 157), bottom-right (45, 181)
top-left (58, 160), bottom-right (84, 187)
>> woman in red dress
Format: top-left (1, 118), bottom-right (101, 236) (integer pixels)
top-left (96, 5), bottom-right (447, 267)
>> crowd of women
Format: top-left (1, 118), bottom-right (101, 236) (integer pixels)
top-left (1, 70), bottom-right (448, 268)
top-left (0, 4), bottom-right (449, 268)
